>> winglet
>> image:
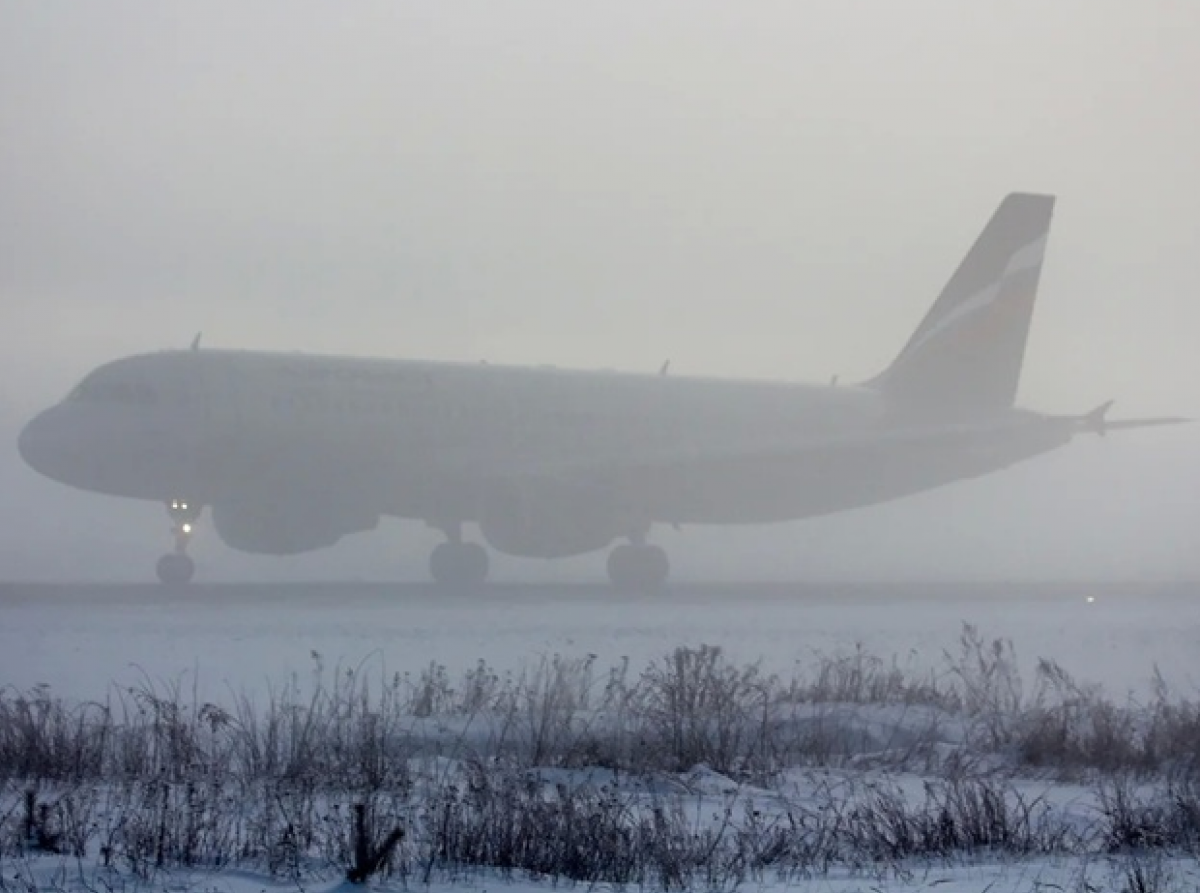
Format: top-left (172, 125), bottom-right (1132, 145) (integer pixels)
top-left (190, 332), bottom-right (203, 351)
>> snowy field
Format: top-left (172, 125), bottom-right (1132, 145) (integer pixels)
top-left (9, 858), bottom-right (1200, 893)
top-left (2, 580), bottom-right (1199, 703)
top-left (5, 581), bottom-right (1200, 893)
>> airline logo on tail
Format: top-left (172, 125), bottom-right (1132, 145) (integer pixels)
top-left (870, 193), bottom-right (1056, 418)
top-left (905, 231), bottom-right (1048, 355)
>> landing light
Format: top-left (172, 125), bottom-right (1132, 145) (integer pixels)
top-left (1086, 596), bottom-right (1096, 604)
top-left (181, 523), bottom-right (193, 534)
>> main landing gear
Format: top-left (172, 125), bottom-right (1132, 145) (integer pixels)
top-left (429, 523), bottom-right (489, 587)
top-left (157, 498), bottom-right (201, 585)
top-left (606, 541), bottom-right (670, 590)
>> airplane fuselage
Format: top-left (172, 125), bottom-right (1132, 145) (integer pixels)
top-left (19, 348), bottom-right (1070, 531)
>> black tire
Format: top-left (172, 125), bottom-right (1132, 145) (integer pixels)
top-left (429, 542), bottom-right (456, 584)
top-left (459, 542), bottom-right (490, 585)
top-left (607, 544), bottom-right (669, 590)
top-left (640, 544), bottom-right (670, 588)
top-left (430, 542), bottom-right (490, 586)
top-left (607, 544), bottom-right (636, 589)
top-left (156, 553), bottom-right (195, 585)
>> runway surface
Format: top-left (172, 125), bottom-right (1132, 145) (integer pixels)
top-left (2, 580), bottom-right (1199, 702)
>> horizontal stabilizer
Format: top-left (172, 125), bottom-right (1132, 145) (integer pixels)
top-left (1073, 400), bottom-right (1189, 436)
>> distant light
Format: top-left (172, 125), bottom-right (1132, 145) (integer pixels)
top-left (1086, 596), bottom-right (1096, 604)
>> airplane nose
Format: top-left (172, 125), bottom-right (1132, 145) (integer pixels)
top-left (18, 412), bottom-right (50, 473)
top-left (18, 408), bottom-right (69, 480)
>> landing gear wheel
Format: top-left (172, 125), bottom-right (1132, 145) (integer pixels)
top-left (156, 553), bottom-right (195, 585)
top-left (430, 541), bottom-right (490, 587)
top-left (607, 544), bottom-right (669, 590)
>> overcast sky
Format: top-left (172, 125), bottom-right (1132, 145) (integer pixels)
top-left (1, 1), bottom-right (1197, 582)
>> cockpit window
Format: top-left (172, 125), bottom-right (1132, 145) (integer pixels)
top-left (67, 374), bottom-right (159, 406)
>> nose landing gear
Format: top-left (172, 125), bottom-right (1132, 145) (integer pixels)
top-left (157, 499), bottom-right (202, 585)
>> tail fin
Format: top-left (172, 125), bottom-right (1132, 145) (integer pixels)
top-left (868, 192), bottom-right (1055, 417)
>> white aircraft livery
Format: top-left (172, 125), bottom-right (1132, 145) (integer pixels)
top-left (18, 193), bottom-right (1184, 587)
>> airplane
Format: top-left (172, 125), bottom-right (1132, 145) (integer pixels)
top-left (17, 193), bottom-right (1185, 588)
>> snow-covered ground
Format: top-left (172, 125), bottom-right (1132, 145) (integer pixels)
top-left (8, 857), bottom-right (1200, 893)
top-left (2, 581), bottom-right (1198, 703)
top-left (6, 760), bottom-right (1200, 893)
top-left (6, 581), bottom-right (1200, 892)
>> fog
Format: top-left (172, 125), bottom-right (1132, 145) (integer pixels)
top-left (2, 1), bottom-right (1198, 583)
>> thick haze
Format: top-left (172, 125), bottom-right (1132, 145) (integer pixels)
top-left (2, 1), bottom-right (1197, 582)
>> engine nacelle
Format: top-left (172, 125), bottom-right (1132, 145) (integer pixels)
top-left (211, 499), bottom-right (378, 555)
top-left (478, 484), bottom-right (618, 559)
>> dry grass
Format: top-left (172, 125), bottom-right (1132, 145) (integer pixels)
top-left (3, 627), bottom-right (1200, 887)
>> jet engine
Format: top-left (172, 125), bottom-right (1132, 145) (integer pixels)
top-left (211, 498), bottom-right (378, 555)
top-left (478, 484), bottom-right (618, 559)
